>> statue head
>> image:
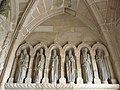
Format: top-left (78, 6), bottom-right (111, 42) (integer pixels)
top-left (40, 48), bottom-right (44, 55)
top-left (96, 48), bottom-right (103, 56)
top-left (82, 47), bottom-right (88, 54)
top-left (37, 52), bottom-right (40, 56)
top-left (23, 49), bottom-right (27, 55)
top-left (68, 50), bottom-right (72, 56)
top-left (53, 49), bottom-right (57, 56)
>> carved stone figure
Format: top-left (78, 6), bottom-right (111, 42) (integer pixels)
top-left (81, 48), bottom-right (93, 83)
top-left (95, 48), bottom-right (109, 83)
top-left (33, 48), bottom-right (45, 83)
top-left (15, 49), bottom-right (29, 83)
top-left (65, 0), bottom-right (71, 7)
top-left (0, 58), bottom-right (3, 75)
top-left (53, 0), bottom-right (63, 7)
top-left (0, 0), bottom-right (9, 18)
top-left (66, 50), bottom-right (75, 83)
top-left (51, 49), bottom-right (59, 83)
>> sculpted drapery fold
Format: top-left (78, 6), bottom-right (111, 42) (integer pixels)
top-left (11, 42), bottom-right (115, 85)
top-left (81, 47), bottom-right (93, 84)
top-left (15, 49), bottom-right (29, 83)
top-left (33, 48), bottom-right (45, 83)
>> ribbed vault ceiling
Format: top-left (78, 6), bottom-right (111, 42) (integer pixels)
top-left (0, 0), bottom-right (120, 48)
top-left (17, 0), bottom-right (120, 29)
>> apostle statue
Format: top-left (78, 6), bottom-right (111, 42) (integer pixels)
top-left (81, 47), bottom-right (93, 83)
top-left (53, 0), bottom-right (63, 7)
top-left (33, 48), bottom-right (45, 83)
top-left (0, 0), bottom-right (9, 18)
top-left (66, 50), bottom-right (76, 83)
top-left (95, 48), bottom-right (109, 83)
top-left (15, 49), bottom-right (29, 83)
top-left (51, 49), bottom-right (59, 83)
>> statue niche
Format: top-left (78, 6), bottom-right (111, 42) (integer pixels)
top-left (14, 49), bottom-right (29, 83)
top-left (65, 49), bottom-right (76, 83)
top-left (81, 47), bottom-right (93, 84)
top-left (95, 48), bottom-right (109, 83)
top-left (33, 48), bottom-right (45, 83)
top-left (49, 49), bottom-right (60, 84)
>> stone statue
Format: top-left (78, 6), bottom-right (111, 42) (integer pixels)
top-left (53, 0), bottom-right (72, 7)
top-left (81, 48), bottom-right (93, 83)
top-left (15, 49), bottom-right (29, 83)
top-left (65, 0), bottom-right (71, 7)
top-left (33, 48), bottom-right (45, 83)
top-left (51, 49), bottom-right (59, 83)
top-left (0, 0), bottom-right (9, 18)
top-left (53, 0), bottom-right (63, 7)
top-left (95, 48), bottom-right (109, 83)
top-left (0, 58), bottom-right (3, 75)
top-left (66, 50), bottom-right (76, 83)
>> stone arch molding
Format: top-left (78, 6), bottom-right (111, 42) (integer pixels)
top-left (15, 0), bottom-right (100, 45)
top-left (16, 43), bottom-right (33, 57)
top-left (33, 42), bottom-right (48, 57)
top-left (5, 42), bottom-right (118, 89)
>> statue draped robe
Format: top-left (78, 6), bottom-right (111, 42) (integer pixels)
top-left (96, 53), bottom-right (108, 82)
top-left (51, 55), bottom-right (59, 83)
top-left (34, 53), bottom-right (45, 83)
top-left (81, 53), bottom-right (93, 83)
top-left (66, 53), bottom-right (76, 83)
top-left (15, 51), bottom-right (29, 83)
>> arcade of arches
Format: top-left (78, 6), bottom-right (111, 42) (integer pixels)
top-left (0, 0), bottom-right (120, 90)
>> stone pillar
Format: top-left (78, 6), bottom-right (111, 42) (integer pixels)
top-left (25, 55), bottom-right (34, 83)
top-left (42, 55), bottom-right (49, 84)
top-left (8, 56), bottom-right (18, 83)
top-left (59, 54), bottom-right (66, 84)
top-left (91, 52), bottom-right (101, 84)
top-left (59, 50), bottom-right (66, 84)
top-left (106, 55), bottom-right (117, 84)
top-left (76, 53), bottom-right (83, 84)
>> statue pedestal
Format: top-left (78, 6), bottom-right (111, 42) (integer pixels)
top-left (111, 78), bottom-right (117, 84)
top-left (87, 81), bottom-right (92, 84)
top-left (42, 77), bottom-right (49, 84)
top-left (25, 77), bottom-right (32, 83)
top-left (70, 82), bottom-right (75, 85)
top-left (59, 77), bottom-right (66, 84)
top-left (77, 77), bottom-right (83, 84)
top-left (4, 83), bottom-right (120, 90)
top-left (94, 78), bottom-right (101, 84)
top-left (102, 80), bottom-right (108, 84)
top-left (8, 78), bottom-right (14, 83)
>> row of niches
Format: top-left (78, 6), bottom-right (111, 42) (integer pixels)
top-left (7, 42), bottom-right (117, 84)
